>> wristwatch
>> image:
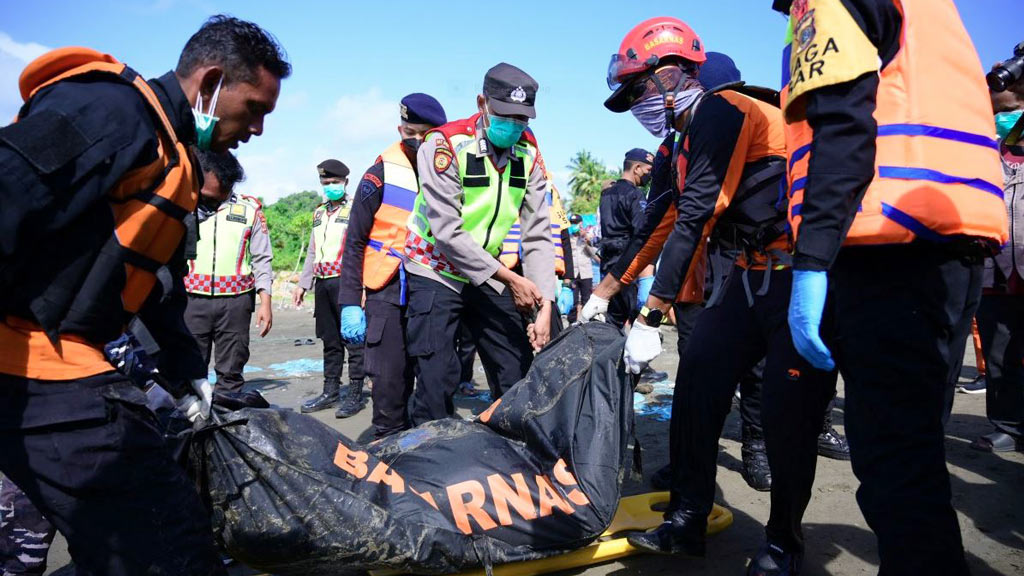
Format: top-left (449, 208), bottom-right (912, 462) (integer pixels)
top-left (638, 305), bottom-right (664, 326)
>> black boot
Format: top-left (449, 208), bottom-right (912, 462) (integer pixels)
top-left (301, 380), bottom-right (339, 413)
top-left (817, 411), bottom-right (851, 461)
top-left (335, 379), bottom-right (366, 419)
top-left (747, 541), bottom-right (802, 576)
top-left (626, 509), bottom-right (706, 556)
top-left (741, 424), bottom-right (772, 492)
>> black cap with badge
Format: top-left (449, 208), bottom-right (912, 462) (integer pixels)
top-left (317, 159), bottom-right (349, 179)
top-left (624, 147), bottom-right (654, 166)
top-left (483, 62), bottom-right (538, 119)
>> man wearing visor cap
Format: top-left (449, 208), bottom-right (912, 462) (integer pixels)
top-left (403, 63), bottom-right (556, 425)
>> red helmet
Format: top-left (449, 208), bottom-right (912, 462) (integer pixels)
top-left (605, 17), bottom-right (706, 112)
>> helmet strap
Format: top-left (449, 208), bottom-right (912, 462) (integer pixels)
top-left (650, 67), bottom-right (689, 134)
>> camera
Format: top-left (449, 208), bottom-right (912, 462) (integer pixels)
top-left (988, 41), bottom-right (1024, 92)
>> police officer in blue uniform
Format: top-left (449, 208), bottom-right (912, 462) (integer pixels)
top-left (338, 93), bottom-right (447, 438)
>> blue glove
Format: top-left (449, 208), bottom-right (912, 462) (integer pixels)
top-left (788, 270), bottom-right (835, 371)
top-left (636, 275), bottom-right (654, 309)
top-left (557, 285), bottom-right (574, 316)
top-left (340, 306), bottom-right (366, 344)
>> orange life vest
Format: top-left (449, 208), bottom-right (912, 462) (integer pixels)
top-left (498, 187), bottom-right (568, 276)
top-left (364, 141), bottom-right (417, 291)
top-left (781, 0), bottom-right (1007, 247)
top-left (0, 47), bottom-right (198, 380)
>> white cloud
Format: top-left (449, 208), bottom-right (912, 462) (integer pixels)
top-left (235, 88), bottom-right (401, 205)
top-left (0, 32), bottom-right (50, 121)
top-left (0, 32), bottom-right (48, 63)
top-left (326, 88), bottom-right (399, 145)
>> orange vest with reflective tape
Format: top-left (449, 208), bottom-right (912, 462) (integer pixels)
top-left (781, 0), bottom-right (1007, 247)
top-left (364, 141), bottom-right (417, 290)
top-left (498, 186), bottom-right (568, 277)
top-left (0, 47), bottom-right (198, 380)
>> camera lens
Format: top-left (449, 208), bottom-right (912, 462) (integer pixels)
top-left (988, 69), bottom-right (1013, 92)
top-left (989, 54), bottom-right (1024, 92)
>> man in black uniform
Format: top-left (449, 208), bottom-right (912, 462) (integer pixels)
top-left (599, 148), bottom-right (653, 327)
top-left (0, 15), bottom-right (289, 575)
top-left (295, 160), bottom-right (367, 417)
top-left (339, 93), bottom-right (447, 438)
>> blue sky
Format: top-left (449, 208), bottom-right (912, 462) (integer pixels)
top-left (1, 0), bottom-right (1018, 205)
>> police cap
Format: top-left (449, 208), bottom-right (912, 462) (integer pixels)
top-left (483, 62), bottom-right (538, 119)
top-left (400, 93), bottom-right (447, 127)
top-left (624, 148), bottom-right (654, 166)
top-left (317, 159), bottom-right (349, 179)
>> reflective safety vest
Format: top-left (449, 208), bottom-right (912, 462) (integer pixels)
top-left (781, 0), bottom-right (1007, 247)
top-left (311, 200), bottom-right (352, 279)
top-left (364, 141), bottom-right (416, 290)
top-left (185, 194), bottom-right (263, 296)
top-left (406, 113), bottom-right (538, 282)
top-left (499, 186), bottom-right (569, 276)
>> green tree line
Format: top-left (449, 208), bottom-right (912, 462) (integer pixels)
top-left (263, 190), bottom-right (320, 272)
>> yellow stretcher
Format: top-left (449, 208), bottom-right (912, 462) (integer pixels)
top-left (369, 492), bottom-right (733, 576)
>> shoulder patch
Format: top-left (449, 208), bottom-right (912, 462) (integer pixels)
top-left (364, 172), bottom-right (383, 188)
top-left (434, 147), bottom-right (453, 173)
top-left (359, 180), bottom-right (377, 200)
top-left (431, 133), bottom-right (449, 149)
top-left (784, 0), bottom-right (880, 117)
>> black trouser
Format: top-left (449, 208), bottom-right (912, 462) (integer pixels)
top-left (0, 373), bottom-right (224, 576)
top-left (667, 266), bottom-right (836, 554)
top-left (406, 274), bottom-right (533, 425)
top-left (365, 298), bottom-right (415, 439)
top-left (976, 293), bottom-right (1024, 438)
top-left (567, 277), bottom-right (593, 324)
top-left (831, 243), bottom-right (980, 576)
top-left (314, 276), bottom-right (365, 385)
top-left (1, 474), bottom-right (55, 575)
top-left (672, 301), bottom-right (704, 356)
top-left (184, 292), bottom-right (254, 393)
top-left (458, 324), bottom-right (478, 384)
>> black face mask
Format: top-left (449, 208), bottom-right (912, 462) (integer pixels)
top-left (199, 195), bottom-right (222, 212)
top-left (402, 137), bottom-right (422, 159)
top-left (639, 172), bottom-right (652, 188)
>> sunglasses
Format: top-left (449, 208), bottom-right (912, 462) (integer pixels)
top-left (622, 65), bottom-right (696, 108)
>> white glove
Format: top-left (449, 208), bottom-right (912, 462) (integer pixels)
top-left (623, 321), bottom-right (663, 374)
top-left (175, 378), bottom-right (213, 423)
top-left (581, 295), bottom-right (609, 322)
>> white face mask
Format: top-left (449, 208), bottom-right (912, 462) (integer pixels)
top-left (192, 75), bottom-right (223, 150)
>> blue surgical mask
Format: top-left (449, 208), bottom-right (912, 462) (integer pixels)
top-left (192, 76), bottom-right (223, 151)
top-left (323, 183), bottom-right (345, 201)
top-left (569, 225), bottom-right (580, 235)
top-left (486, 115), bottom-right (528, 149)
top-left (996, 110), bottom-right (1023, 141)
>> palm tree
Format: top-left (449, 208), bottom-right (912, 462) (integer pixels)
top-left (567, 150), bottom-right (618, 215)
